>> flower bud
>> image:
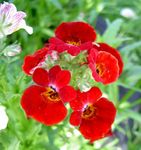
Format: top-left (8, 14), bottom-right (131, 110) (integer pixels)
top-left (4, 43), bottom-right (21, 56)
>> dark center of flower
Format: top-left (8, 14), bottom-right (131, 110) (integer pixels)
top-left (96, 64), bottom-right (105, 77)
top-left (66, 40), bottom-right (80, 46)
top-left (41, 87), bottom-right (61, 102)
top-left (82, 104), bottom-right (96, 119)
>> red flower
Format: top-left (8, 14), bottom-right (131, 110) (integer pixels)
top-left (70, 87), bottom-right (116, 142)
top-left (88, 43), bottom-right (123, 84)
top-left (93, 43), bottom-right (123, 75)
top-left (21, 65), bottom-right (76, 126)
top-left (22, 47), bottom-right (49, 75)
top-left (49, 22), bottom-right (96, 56)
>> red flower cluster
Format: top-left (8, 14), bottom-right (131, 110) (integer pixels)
top-left (21, 21), bottom-right (123, 142)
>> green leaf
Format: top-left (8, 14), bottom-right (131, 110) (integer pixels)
top-left (121, 41), bottom-right (141, 54)
top-left (102, 19), bottom-right (123, 45)
top-left (121, 110), bottom-right (141, 123)
top-left (49, 0), bottom-right (62, 9)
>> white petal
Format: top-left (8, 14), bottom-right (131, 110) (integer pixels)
top-left (17, 20), bottom-right (33, 34)
top-left (120, 8), bottom-right (136, 18)
top-left (0, 105), bottom-right (9, 130)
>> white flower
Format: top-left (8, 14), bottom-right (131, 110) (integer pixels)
top-left (0, 2), bottom-right (33, 38)
top-left (120, 8), bottom-right (136, 18)
top-left (0, 105), bottom-right (9, 130)
top-left (3, 43), bottom-right (22, 56)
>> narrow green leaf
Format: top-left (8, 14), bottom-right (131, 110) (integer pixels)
top-left (102, 19), bottom-right (123, 45)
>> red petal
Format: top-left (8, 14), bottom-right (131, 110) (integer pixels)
top-left (21, 85), bottom-right (46, 119)
top-left (43, 101), bottom-right (67, 126)
top-left (22, 47), bottom-right (48, 75)
top-left (49, 37), bottom-right (67, 53)
top-left (89, 63), bottom-right (103, 83)
top-left (70, 111), bottom-right (82, 126)
top-left (87, 48), bottom-right (98, 63)
top-left (49, 65), bottom-right (61, 83)
top-left (89, 129), bottom-right (113, 143)
top-left (67, 46), bottom-right (81, 56)
top-left (21, 85), bottom-right (67, 126)
top-left (54, 70), bottom-right (71, 89)
top-left (59, 85), bottom-right (76, 103)
top-left (79, 42), bottom-right (93, 50)
top-left (55, 22), bottom-right (96, 43)
top-left (94, 98), bottom-right (116, 125)
top-left (70, 91), bottom-right (87, 111)
top-left (87, 87), bottom-right (102, 103)
top-left (32, 68), bottom-right (49, 86)
top-left (49, 38), bottom-right (81, 56)
top-left (49, 37), bottom-right (64, 44)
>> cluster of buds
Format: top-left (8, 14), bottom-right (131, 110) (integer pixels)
top-left (21, 22), bottom-right (123, 142)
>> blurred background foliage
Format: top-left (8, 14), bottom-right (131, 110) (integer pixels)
top-left (0, 0), bottom-right (141, 150)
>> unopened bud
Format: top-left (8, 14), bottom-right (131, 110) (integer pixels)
top-left (4, 44), bottom-right (21, 56)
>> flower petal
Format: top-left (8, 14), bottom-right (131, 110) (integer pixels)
top-left (0, 2), bottom-right (17, 16)
top-left (59, 85), bottom-right (76, 103)
top-left (55, 22), bottom-right (96, 43)
top-left (16, 20), bottom-right (33, 34)
top-left (0, 105), bottom-right (9, 130)
top-left (79, 119), bottom-right (112, 142)
top-left (49, 37), bottom-right (67, 53)
top-left (70, 111), bottom-right (82, 126)
top-left (67, 45), bottom-right (81, 56)
top-left (43, 101), bottom-right (67, 126)
top-left (21, 85), bottom-right (46, 118)
top-left (87, 87), bottom-right (102, 104)
top-left (54, 70), bottom-right (71, 89)
top-left (70, 91), bottom-right (87, 111)
top-left (21, 85), bottom-right (67, 126)
top-left (48, 65), bottom-right (61, 83)
top-left (79, 42), bottom-right (93, 50)
top-left (33, 68), bottom-right (49, 86)
top-left (94, 98), bottom-right (116, 125)
top-left (22, 47), bottom-right (48, 75)
top-left (89, 63), bottom-right (103, 82)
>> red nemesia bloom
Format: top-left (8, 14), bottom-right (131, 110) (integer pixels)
top-left (22, 47), bottom-right (49, 75)
top-left (93, 43), bottom-right (123, 75)
top-left (70, 87), bottom-right (116, 142)
top-left (88, 43), bottom-right (123, 84)
top-left (21, 65), bottom-right (76, 126)
top-left (49, 22), bottom-right (96, 56)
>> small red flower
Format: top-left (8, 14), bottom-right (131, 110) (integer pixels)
top-left (88, 43), bottom-right (123, 84)
top-left (22, 47), bottom-right (49, 75)
top-left (70, 87), bottom-right (116, 142)
top-left (21, 65), bottom-right (76, 126)
top-left (49, 22), bottom-right (96, 56)
top-left (93, 43), bottom-right (123, 75)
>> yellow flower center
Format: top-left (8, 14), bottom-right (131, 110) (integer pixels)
top-left (41, 87), bottom-right (61, 102)
top-left (67, 40), bottom-right (80, 46)
top-left (96, 64), bottom-right (105, 77)
top-left (82, 104), bottom-right (96, 119)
